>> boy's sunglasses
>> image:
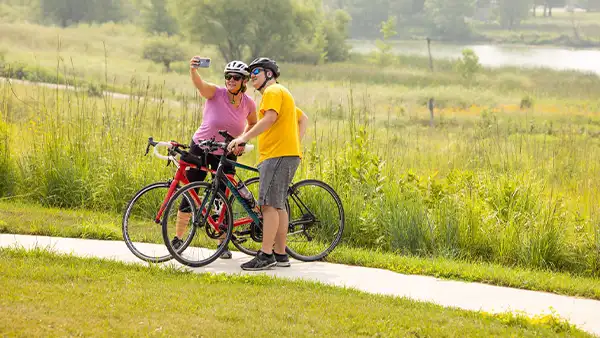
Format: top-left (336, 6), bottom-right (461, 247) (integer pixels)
top-left (225, 73), bottom-right (243, 81)
top-left (251, 68), bottom-right (264, 75)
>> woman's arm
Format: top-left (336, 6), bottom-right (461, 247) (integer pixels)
top-left (189, 56), bottom-right (217, 99)
top-left (244, 111), bottom-right (258, 134)
top-left (297, 107), bottom-right (309, 141)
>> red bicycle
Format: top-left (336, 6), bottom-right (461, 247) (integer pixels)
top-left (121, 132), bottom-right (259, 263)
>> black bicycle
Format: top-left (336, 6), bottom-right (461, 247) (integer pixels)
top-left (160, 130), bottom-right (345, 267)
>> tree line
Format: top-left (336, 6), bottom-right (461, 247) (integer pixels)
top-left (4, 0), bottom-right (600, 65)
top-left (325, 0), bottom-right (600, 39)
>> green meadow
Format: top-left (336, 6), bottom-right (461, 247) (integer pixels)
top-left (1, 22), bottom-right (600, 285)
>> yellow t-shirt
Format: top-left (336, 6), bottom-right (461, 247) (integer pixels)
top-left (257, 83), bottom-right (304, 163)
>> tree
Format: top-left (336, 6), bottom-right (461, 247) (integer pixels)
top-left (39, 0), bottom-right (85, 26)
top-left (371, 15), bottom-right (397, 65)
top-left (89, 0), bottom-right (124, 23)
top-left (175, 0), bottom-right (349, 63)
top-left (321, 0), bottom-right (423, 39)
top-left (323, 9), bottom-right (351, 62)
top-left (532, 0), bottom-right (544, 16)
top-left (142, 35), bottom-right (185, 72)
top-left (140, 0), bottom-right (178, 35)
top-left (497, 0), bottom-right (533, 29)
top-left (175, 0), bottom-right (249, 61)
top-left (424, 0), bottom-right (475, 40)
top-left (244, 0), bottom-right (303, 61)
top-left (344, 0), bottom-right (394, 38)
top-left (39, 0), bottom-right (124, 27)
top-left (176, 0), bottom-right (302, 61)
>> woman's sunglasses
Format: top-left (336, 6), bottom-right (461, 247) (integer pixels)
top-left (251, 68), bottom-right (263, 76)
top-left (225, 73), bottom-right (244, 81)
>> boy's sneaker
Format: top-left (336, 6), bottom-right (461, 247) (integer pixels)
top-left (274, 252), bottom-right (290, 267)
top-left (171, 237), bottom-right (183, 250)
top-left (241, 251), bottom-right (276, 271)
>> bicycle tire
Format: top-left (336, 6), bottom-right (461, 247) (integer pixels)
top-left (285, 179), bottom-right (345, 262)
top-left (122, 182), bottom-right (197, 263)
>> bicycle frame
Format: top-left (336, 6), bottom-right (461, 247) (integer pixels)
top-left (194, 154), bottom-right (322, 236)
top-left (200, 157), bottom-right (324, 240)
top-left (153, 158), bottom-right (238, 223)
top-left (191, 155), bottom-right (261, 232)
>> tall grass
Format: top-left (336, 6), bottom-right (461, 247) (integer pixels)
top-left (0, 80), bottom-right (15, 197)
top-left (294, 92), bottom-right (600, 277)
top-left (2, 68), bottom-right (600, 277)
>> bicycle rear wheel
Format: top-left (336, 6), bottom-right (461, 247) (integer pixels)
top-left (162, 181), bottom-right (233, 267)
top-left (285, 179), bottom-right (345, 261)
top-left (122, 182), bottom-right (196, 263)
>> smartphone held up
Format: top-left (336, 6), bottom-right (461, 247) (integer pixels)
top-left (192, 57), bottom-right (211, 68)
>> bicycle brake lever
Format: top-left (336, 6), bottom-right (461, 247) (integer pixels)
top-left (145, 143), bottom-right (151, 156)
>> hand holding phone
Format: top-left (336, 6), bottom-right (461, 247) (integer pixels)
top-left (191, 56), bottom-right (211, 69)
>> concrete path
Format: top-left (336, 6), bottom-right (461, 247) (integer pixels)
top-left (1, 234), bottom-right (599, 336)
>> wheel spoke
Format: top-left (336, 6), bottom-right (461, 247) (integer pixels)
top-left (285, 179), bottom-right (345, 261)
top-left (161, 181), bottom-right (233, 267)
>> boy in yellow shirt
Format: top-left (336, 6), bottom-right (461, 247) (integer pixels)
top-left (228, 57), bottom-right (308, 270)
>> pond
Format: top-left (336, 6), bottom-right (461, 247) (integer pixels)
top-left (350, 40), bottom-right (600, 75)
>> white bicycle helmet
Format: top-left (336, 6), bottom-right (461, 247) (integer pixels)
top-left (224, 61), bottom-right (249, 77)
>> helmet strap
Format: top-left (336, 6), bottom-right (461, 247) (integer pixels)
top-left (257, 71), bottom-right (274, 92)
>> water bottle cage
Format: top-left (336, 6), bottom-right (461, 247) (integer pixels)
top-left (236, 183), bottom-right (256, 209)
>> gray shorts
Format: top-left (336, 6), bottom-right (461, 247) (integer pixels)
top-left (257, 156), bottom-right (301, 210)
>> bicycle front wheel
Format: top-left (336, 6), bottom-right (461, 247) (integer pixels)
top-left (122, 182), bottom-right (196, 263)
top-left (285, 179), bottom-right (345, 262)
top-left (162, 181), bottom-right (233, 267)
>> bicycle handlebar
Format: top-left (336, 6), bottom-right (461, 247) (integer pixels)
top-left (153, 141), bottom-right (177, 161)
top-left (146, 132), bottom-right (254, 164)
top-left (146, 137), bottom-right (184, 163)
top-left (197, 130), bottom-right (254, 153)
top-left (196, 139), bottom-right (254, 153)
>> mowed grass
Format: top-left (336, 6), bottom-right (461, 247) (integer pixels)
top-left (0, 247), bottom-right (590, 337)
top-left (2, 201), bottom-right (599, 301)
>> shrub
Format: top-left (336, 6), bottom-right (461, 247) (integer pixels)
top-left (454, 48), bottom-right (481, 82)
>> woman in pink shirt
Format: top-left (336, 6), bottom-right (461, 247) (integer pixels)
top-left (173, 57), bottom-right (258, 259)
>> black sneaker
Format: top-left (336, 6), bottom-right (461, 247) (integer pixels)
top-left (274, 252), bottom-right (290, 267)
top-left (241, 251), bottom-right (276, 271)
top-left (219, 248), bottom-right (232, 259)
top-left (171, 237), bottom-right (183, 250)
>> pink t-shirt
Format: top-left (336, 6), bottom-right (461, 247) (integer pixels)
top-left (193, 87), bottom-right (256, 154)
